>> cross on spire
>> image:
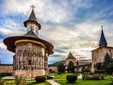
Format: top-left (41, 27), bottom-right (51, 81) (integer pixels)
top-left (30, 5), bottom-right (35, 10)
top-left (101, 25), bottom-right (103, 30)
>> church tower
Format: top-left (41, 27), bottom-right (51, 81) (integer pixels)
top-left (91, 26), bottom-right (113, 72)
top-left (24, 6), bottom-right (41, 36)
top-left (3, 6), bottom-right (54, 79)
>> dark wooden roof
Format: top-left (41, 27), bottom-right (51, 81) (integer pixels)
top-left (3, 30), bottom-right (54, 55)
top-left (24, 9), bottom-right (41, 29)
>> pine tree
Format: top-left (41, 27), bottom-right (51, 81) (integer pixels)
top-left (57, 63), bottom-right (65, 73)
top-left (103, 53), bottom-right (113, 73)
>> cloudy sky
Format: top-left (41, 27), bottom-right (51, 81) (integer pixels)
top-left (0, 0), bottom-right (113, 64)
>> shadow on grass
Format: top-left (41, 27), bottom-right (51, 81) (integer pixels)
top-left (27, 81), bottom-right (47, 85)
top-left (65, 81), bottom-right (79, 85)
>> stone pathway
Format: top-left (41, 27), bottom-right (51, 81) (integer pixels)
top-left (47, 80), bottom-right (60, 85)
top-left (2, 76), bottom-right (15, 79)
top-left (78, 74), bottom-right (82, 79)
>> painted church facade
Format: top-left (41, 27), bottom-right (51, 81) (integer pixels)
top-left (3, 7), bottom-right (54, 79)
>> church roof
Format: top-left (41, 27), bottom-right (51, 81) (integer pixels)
top-left (99, 26), bottom-right (107, 47)
top-left (66, 52), bottom-right (75, 60)
top-left (4, 6), bottom-right (54, 55)
top-left (28, 9), bottom-right (37, 22)
top-left (24, 9), bottom-right (41, 29)
top-left (3, 30), bottom-right (54, 55)
top-left (24, 29), bottom-right (38, 38)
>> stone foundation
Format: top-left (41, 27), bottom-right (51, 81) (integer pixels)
top-left (14, 70), bottom-right (45, 79)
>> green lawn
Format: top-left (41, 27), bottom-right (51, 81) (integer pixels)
top-left (2, 80), bottom-right (51, 85)
top-left (54, 73), bottom-right (112, 85)
top-left (55, 79), bottom-right (111, 85)
top-left (54, 73), bottom-right (73, 79)
top-left (27, 81), bottom-right (51, 85)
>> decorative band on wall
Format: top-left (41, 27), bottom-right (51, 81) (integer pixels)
top-left (15, 39), bottom-right (46, 48)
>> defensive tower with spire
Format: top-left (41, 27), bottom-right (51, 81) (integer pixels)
top-left (91, 26), bottom-right (113, 72)
top-left (3, 6), bottom-right (54, 78)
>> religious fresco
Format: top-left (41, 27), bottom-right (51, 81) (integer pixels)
top-left (14, 42), bottom-right (46, 71)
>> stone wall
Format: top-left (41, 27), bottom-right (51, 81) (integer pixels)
top-left (92, 46), bottom-right (113, 72)
top-left (0, 65), bottom-right (13, 73)
top-left (48, 66), bottom-right (58, 73)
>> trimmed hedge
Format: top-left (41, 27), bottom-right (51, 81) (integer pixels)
top-left (35, 76), bottom-right (47, 83)
top-left (66, 75), bottom-right (77, 83)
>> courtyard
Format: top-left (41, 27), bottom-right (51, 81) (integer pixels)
top-left (0, 73), bottom-right (112, 85)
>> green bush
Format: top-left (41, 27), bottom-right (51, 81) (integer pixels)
top-left (82, 74), bottom-right (104, 80)
top-left (66, 75), bottom-right (77, 83)
top-left (35, 76), bottom-right (46, 83)
top-left (0, 78), bottom-right (4, 85)
top-left (57, 72), bottom-right (62, 75)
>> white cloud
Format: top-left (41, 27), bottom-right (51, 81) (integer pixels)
top-left (0, 19), bottom-right (25, 36)
top-left (2, 0), bottom-right (93, 24)
top-left (1, 0), bottom-right (113, 64)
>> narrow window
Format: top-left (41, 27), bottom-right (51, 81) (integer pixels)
top-left (29, 60), bottom-right (31, 65)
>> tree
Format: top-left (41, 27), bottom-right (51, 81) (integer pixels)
top-left (67, 61), bottom-right (75, 73)
top-left (94, 62), bottom-right (103, 70)
top-left (106, 62), bottom-right (113, 74)
top-left (103, 53), bottom-right (113, 73)
top-left (103, 53), bottom-right (112, 65)
top-left (81, 67), bottom-right (90, 73)
top-left (57, 63), bottom-right (65, 73)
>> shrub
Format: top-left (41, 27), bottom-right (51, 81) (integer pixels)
top-left (0, 78), bottom-right (4, 85)
top-left (35, 76), bottom-right (46, 83)
top-left (82, 73), bottom-right (104, 80)
top-left (15, 76), bottom-right (22, 85)
top-left (66, 75), bottom-right (77, 83)
top-left (57, 72), bottom-right (62, 75)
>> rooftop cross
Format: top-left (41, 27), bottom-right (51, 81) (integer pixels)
top-left (30, 5), bottom-right (35, 10)
top-left (101, 25), bottom-right (103, 30)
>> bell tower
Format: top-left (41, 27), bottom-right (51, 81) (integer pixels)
top-left (24, 5), bottom-right (41, 36)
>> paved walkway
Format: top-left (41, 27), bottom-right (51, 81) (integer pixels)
top-left (47, 80), bottom-right (60, 85)
top-left (2, 76), bottom-right (15, 79)
top-left (78, 74), bottom-right (82, 79)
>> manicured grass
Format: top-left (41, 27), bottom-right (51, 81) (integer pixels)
top-left (27, 81), bottom-right (51, 85)
top-left (54, 73), bottom-right (73, 79)
top-left (54, 73), bottom-right (112, 85)
top-left (2, 80), bottom-right (51, 85)
top-left (55, 79), bottom-right (111, 85)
